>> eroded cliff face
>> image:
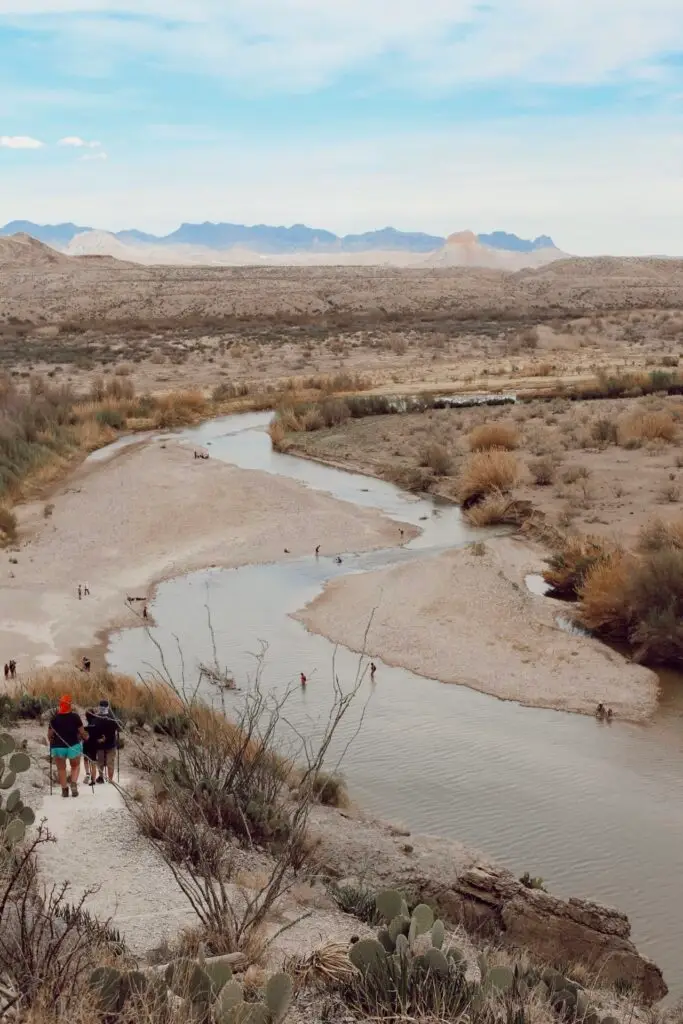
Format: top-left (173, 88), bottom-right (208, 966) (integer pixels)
top-left (309, 807), bottom-right (667, 1004)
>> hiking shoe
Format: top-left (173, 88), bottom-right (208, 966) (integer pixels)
top-left (70, 783), bottom-right (79, 798)
top-left (61, 787), bottom-right (70, 798)
top-left (96, 775), bottom-right (104, 785)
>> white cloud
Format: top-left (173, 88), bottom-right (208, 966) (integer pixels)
top-left (58, 135), bottom-right (101, 147)
top-left (0, 135), bottom-right (44, 148)
top-left (2, 0), bottom-right (683, 91)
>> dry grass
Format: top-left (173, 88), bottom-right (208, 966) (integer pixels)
top-left (543, 535), bottom-right (614, 598)
top-left (577, 540), bottom-right (683, 665)
top-left (17, 669), bottom-right (182, 722)
top-left (468, 422), bottom-right (519, 452)
top-left (458, 450), bottom-right (521, 505)
top-left (617, 410), bottom-right (678, 446)
top-left (639, 518), bottom-right (683, 552)
top-left (420, 442), bottom-right (452, 476)
top-left (576, 553), bottom-right (633, 638)
top-left (464, 490), bottom-right (526, 527)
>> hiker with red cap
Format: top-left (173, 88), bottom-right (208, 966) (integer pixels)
top-left (47, 695), bottom-right (88, 798)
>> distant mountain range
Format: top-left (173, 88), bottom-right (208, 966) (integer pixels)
top-left (0, 220), bottom-right (557, 255)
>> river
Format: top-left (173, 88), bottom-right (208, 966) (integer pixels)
top-left (106, 412), bottom-right (683, 996)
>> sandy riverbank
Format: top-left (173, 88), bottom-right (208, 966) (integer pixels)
top-left (294, 535), bottom-right (659, 720)
top-left (0, 437), bottom-right (415, 671)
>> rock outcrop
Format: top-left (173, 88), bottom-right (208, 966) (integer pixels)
top-left (310, 807), bottom-right (667, 1004)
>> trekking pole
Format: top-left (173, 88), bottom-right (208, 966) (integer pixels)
top-left (49, 750), bottom-right (53, 796)
top-left (117, 743), bottom-right (120, 785)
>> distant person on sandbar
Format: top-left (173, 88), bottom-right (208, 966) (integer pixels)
top-left (82, 656), bottom-right (91, 673)
top-left (596, 703), bottom-right (605, 719)
top-left (78, 584), bottom-right (82, 600)
top-left (370, 662), bottom-right (377, 682)
top-left (84, 583), bottom-right (90, 596)
top-left (315, 545), bottom-right (320, 557)
top-left (335, 556), bottom-right (343, 564)
top-left (143, 605), bottom-right (148, 620)
top-left (300, 672), bottom-right (307, 687)
top-left (9, 660), bottom-right (16, 679)
top-left (3, 664), bottom-right (8, 681)
top-left (606, 708), bottom-right (613, 721)
top-left (48, 695), bottom-right (87, 798)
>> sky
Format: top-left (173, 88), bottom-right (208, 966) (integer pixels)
top-left (1, 1), bottom-right (683, 255)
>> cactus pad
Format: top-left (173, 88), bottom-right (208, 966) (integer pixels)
top-left (411, 904), bottom-right (434, 935)
top-left (0, 773), bottom-right (16, 791)
top-left (423, 948), bottom-right (449, 976)
top-left (4, 819), bottom-right (25, 846)
top-left (265, 972), bottom-right (293, 1023)
top-left (375, 889), bottom-right (403, 922)
top-left (488, 966), bottom-right (515, 993)
top-left (349, 937), bottom-right (386, 972)
top-left (9, 752), bottom-right (30, 774)
top-left (431, 920), bottom-right (445, 950)
top-left (0, 735), bottom-right (14, 758)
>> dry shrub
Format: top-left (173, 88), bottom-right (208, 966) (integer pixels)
top-left (578, 546), bottom-right (683, 665)
top-left (617, 410), bottom-right (677, 446)
top-left (320, 398), bottom-right (350, 428)
top-left (420, 442), bottom-right (452, 476)
top-left (576, 553), bottom-right (633, 639)
top-left (268, 418), bottom-right (288, 450)
top-left (591, 416), bottom-right (618, 445)
top-left (639, 518), bottom-right (683, 552)
top-left (311, 771), bottom-right (349, 808)
top-left (528, 457), bottom-right (556, 486)
top-left (543, 535), bottom-right (614, 598)
top-left (464, 491), bottom-right (525, 527)
top-left (0, 505), bottom-right (17, 545)
top-left (468, 422), bottom-right (519, 452)
top-left (153, 389), bottom-right (207, 428)
top-left (301, 407), bottom-right (325, 431)
top-left (136, 796), bottom-right (226, 875)
top-left (458, 450), bottom-right (520, 506)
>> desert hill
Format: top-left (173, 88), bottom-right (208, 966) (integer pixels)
top-left (0, 231), bottom-right (683, 327)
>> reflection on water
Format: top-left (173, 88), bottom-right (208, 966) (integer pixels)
top-left (107, 414), bottom-right (683, 997)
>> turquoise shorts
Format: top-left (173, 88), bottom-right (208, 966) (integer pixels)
top-left (51, 742), bottom-right (82, 760)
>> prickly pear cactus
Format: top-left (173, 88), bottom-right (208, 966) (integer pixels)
top-left (0, 735), bottom-right (33, 849)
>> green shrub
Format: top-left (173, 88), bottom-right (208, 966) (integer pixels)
top-left (96, 407), bottom-right (126, 429)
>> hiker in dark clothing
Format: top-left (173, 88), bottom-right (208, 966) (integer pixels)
top-left (94, 699), bottom-right (120, 783)
top-left (82, 656), bottom-right (91, 673)
top-left (48, 695), bottom-right (87, 798)
top-left (9, 660), bottom-right (16, 679)
top-left (83, 709), bottom-right (102, 784)
top-left (3, 664), bottom-right (8, 681)
top-left (370, 662), bottom-right (377, 682)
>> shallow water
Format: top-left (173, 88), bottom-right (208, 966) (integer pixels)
top-left (107, 414), bottom-right (683, 995)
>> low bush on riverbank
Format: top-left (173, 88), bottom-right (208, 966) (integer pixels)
top-left (458, 450), bottom-right (521, 506)
top-left (617, 410), bottom-right (678, 446)
top-left (543, 535), bottom-right (615, 598)
top-left (468, 422), bottom-right (519, 451)
top-left (578, 543), bottom-right (683, 666)
top-left (544, 519), bottom-right (683, 666)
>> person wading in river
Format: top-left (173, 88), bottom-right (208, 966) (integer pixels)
top-left (48, 695), bottom-right (88, 798)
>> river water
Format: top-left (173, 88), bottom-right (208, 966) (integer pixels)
top-left (106, 413), bottom-right (683, 996)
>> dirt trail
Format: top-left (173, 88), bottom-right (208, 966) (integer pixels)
top-left (38, 771), bottom-right (194, 954)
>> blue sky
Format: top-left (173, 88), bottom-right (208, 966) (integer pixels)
top-left (1, 1), bottom-right (682, 254)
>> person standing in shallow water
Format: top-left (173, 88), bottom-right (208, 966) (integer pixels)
top-left (48, 695), bottom-right (87, 798)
